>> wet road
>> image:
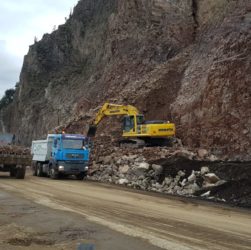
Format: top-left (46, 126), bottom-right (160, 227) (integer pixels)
top-left (0, 173), bottom-right (251, 250)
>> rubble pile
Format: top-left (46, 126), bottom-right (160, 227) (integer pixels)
top-left (0, 145), bottom-right (31, 155)
top-left (88, 142), bottom-right (227, 200)
top-left (90, 135), bottom-right (218, 163)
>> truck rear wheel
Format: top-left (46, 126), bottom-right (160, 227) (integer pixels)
top-left (10, 167), bottom-right (17, 177)
top-left (37, 163), bottom-right (44, 177)
top-left (32, 162), bottom-right (38, 176)
top-left (16, 166), bottom-right (26, 179)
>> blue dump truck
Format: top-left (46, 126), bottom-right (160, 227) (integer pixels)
top-left (31, 133), bottom-right (89, 179)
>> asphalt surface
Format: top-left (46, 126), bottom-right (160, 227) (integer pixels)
top-left (0, 172), bottom-right (251, 250)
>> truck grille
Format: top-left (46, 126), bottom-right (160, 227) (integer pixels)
top-left (66, 153), bottom-right (83, 159)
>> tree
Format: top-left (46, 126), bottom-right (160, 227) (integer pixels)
top-left (0, 89), bottom-right (15, 110)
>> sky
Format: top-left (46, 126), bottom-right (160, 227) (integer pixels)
top-left (0, 0), bottom-right (78, 98)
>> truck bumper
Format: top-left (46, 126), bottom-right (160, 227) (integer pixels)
top-left (57, 162), bottom-right (88, 175)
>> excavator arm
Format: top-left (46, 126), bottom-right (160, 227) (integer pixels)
top-left (87, 103), bottom-right (139, 137)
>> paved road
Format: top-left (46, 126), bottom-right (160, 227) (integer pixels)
top-left (0, 173), bottom-right (251, 250)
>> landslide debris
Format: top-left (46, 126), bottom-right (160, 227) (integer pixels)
top-left (88, 136), bottom-right (251, 208)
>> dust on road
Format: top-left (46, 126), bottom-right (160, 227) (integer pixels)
top-left (0, 172), bottom-right (251, 250)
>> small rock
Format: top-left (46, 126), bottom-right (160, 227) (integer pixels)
top-left (177, 170), bottom-right (185, 177)
top-left (197, 149), bottom-right (208, 159)
top-left (138, 175), bottom-right (145, 180)
top-left (200, 166), bottom-right (209, 175)
top-left (164, 177), bottom-right (173, 186)
top-left (187, 171), bottom-right (196, 182)
top-left (116, 159), bottom-right (122, 165)
top-left (200, 191), bottom-right (210, 197)
top-left (208, 154), bottom-right (218, 162)
top-left (181, 178), bottom-right (187, 186)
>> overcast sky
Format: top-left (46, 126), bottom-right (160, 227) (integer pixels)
top-left (0, 0), bottom-right (78, 98)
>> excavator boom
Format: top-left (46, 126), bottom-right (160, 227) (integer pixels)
top-left (87, 103), bottom-right (139, 137)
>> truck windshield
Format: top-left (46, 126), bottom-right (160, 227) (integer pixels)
top-left (62, 139), bottom-right (83, 149)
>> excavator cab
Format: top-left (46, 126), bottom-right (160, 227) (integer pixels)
top-left (123, 116), bottom-right (135, 132)
top-left (123, 115), bottom-right (144, 132)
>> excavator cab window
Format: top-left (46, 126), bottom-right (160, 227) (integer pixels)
top-left (123, 116), bottom-right (135, 132)
top-left (136, 115), bottom-right (144, 125)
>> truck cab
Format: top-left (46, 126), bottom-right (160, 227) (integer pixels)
top-left (32, 134), bottom-right (89, 179)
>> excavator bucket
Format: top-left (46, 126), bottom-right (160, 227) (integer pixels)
top-left (87, 125), bottom-right (97, 137)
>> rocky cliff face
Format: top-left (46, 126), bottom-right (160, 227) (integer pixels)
top-left (1, 0), bottom-right (250, 160)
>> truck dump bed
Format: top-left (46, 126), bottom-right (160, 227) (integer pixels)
top-left (0, 145), bottom-right (31, 165)
top-left (0, 145), bottom-right (31, 179)
top-left (31, 137), bottom-right (53, 162)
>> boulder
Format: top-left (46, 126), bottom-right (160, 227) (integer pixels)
top-left (119, 165), bottom-right (130, 174)
top-left (173, 149), bottom-right (195, 160)
top-left (204, 173), bottom-right (220, 184)
top-left (197, 149), bottom-right (208, 159)
top-left (183, 183), bottom-right (200, 195)
top-left (118, 178), bottom-right (129, 185)
top-left (128, 154), bottom-right (138, 160)
top-left (135, 156), bottom-right (145, 162)
top-left (137, 162), bottom-right (150, 170)
top-left (151, 164), bottom-right (163, 174)
top-left (103, 155), bottom-right (113, 164)
top-left (203, 179), bottom-right (227, 189)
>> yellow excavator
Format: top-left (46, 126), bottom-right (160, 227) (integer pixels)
top-left (87, 103), bottom-right (176, 146)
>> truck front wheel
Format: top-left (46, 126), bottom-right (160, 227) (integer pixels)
top-left (37, 163), bottom-right (44, 177)
top-left (50, 168), bottom-right (58, 179)
top-left (76, 172), bottom-right (86, 180)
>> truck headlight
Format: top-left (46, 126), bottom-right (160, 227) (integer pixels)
top-left (58, 166), bottom-right (64, 171)
top-left (85, 166), bottom-right (89, 170)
